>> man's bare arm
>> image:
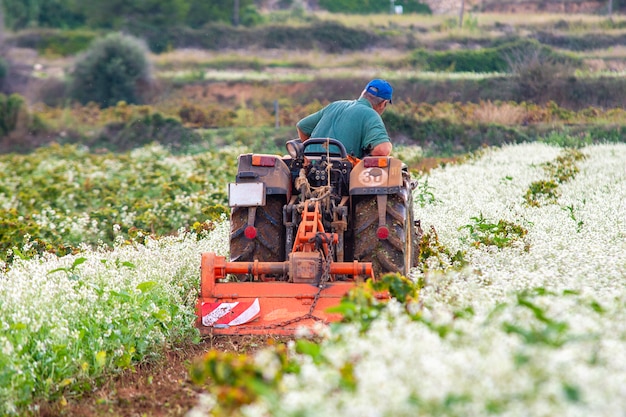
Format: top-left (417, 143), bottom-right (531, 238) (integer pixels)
top-left (297, 126), bottom-right (310, 142)
top-left (370, 141), bottom-right (392, 156)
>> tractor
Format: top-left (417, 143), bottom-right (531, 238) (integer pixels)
top-left (197, 138), bottom-right (421, 335)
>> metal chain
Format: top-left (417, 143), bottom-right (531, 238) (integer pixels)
top-left (244, 233), bottom-right (336, 331)
top-left (308, 233), bottom-right (333, 314)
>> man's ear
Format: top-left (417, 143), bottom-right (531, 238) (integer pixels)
top-left (374, 100), bottom-right (387, 114)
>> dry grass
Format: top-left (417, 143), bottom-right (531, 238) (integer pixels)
top-left (151, 47), bottom-right (408, 71)
top-left (582, 45), bottom-right (626, 59)
top-left (471, 101), bottom-right (528, 125)
top-left (313, 11), bottom-right (626, 47)
top-left (472, 12), bottom-right (626, 26)
top-left (316, 11), bottom-right (449, 29)
top-left (315, 11), bottom-right (626, 28)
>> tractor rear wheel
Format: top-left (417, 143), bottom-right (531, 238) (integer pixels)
top-left (230, 196), bottom-right (285, 277)
top-left (353, 187), bottom-right (418, 277)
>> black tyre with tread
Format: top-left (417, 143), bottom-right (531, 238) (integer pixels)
top-left (230, 196), bottom-right (285, 267)
top-left (353, 183), bottom-right (418, 277)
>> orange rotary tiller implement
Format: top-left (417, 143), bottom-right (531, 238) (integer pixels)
top-left (196, 138), bottom-right (421, 336)
top-left (197, 201), bottom-right (377, 335)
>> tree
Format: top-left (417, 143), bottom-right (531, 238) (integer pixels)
top-left (38, 0), bottom-right (85, 28)
top-left (1, 0), bottom-right (85, 30)
top-left (76, 0), bottom-right (190, 29)
top-left (0, 4), bottom-right (8, 91)
top-left (0, 2), bottom-right (4, 44)
top-left (2, 0), bottom-right (38, 29)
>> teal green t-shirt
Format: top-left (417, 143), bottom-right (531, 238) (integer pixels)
top-left (296, 98), bottom-right (390, 158)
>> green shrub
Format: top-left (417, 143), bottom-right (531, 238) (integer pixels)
top-left (538, 131), bottom-right (593, 148)
top-left (178, 103), bottom-right (236, 128)
top-left (409, 39), bottom-right (580, 73)
top-left (9, 29), bottom-right (97, 56)
top-left (185, 0), bottom-right (255, 28)
top-left (501, 40), bottom-right (581, 103)
top-left (155, 21), bottom-right (381, 52)
top-left (318, 0), bottom-right (430, 14)
top-left (535, 31), bottom-right (626, 52)
top-left (90, 109), bottom-right (200, 152)
top-left (0, 58), bottom-right (7, 85)
top-left (399, 0), bottom-right (431, 13)
top-left (260, 21), bottom-right (380, 52)
top-left (308, 21), bottom-right (379, 52)
top-left (36, 30), bottom-right (97, 56)
top-left (240, 5), bottom-right (265, 27)
top-left (383, 109), bottom-right (529, 155)
top-left (410, 47), bottom-right (504, 72)
top-left (0, 93), bottom-right (28, 137)
top-left (69, 33), bottom-right (152, 108)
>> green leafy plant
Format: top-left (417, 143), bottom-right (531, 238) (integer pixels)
top-left (460, 213), bottom-right (528, 249)
top-left (328, 273), bottom-right (421, 332)
top-left (47, 257), bottom-right (87, 280)
top-left (524, 148), bottom-right (587, 207)
top-left (418, 225), bottom-right (466, 271)
top-left (190, 345), bottom-right (293, 414)
top-left (414, 178), bottom-right (439, 207)
top-left (525, 179), bottom-right (560, 206)
top-left (563, 203), bottom-right (584, 233)
top-left (545, 148), bottom-right (587, 183)
top-left (502, 290), bottom-right (572, 348)
top-left (189, 273), bottom-right (423, 412)
top-left (0, 143), bottom-right (236, 265)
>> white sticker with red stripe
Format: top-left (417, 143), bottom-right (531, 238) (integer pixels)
top-left (201, 298), bottom-right (260, 327)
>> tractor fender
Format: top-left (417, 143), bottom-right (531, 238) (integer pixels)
top-left (234, 153), bottom-right (292, 198)
top-left (349, 156), bottom-right (406, 195)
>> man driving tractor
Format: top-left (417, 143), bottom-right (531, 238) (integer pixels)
top-left (296, 79), bottom-right (394, 160)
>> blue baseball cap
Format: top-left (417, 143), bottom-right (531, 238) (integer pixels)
top-left (365, 79), bottom-right (393, 103)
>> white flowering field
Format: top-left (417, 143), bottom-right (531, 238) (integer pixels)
top-left (189, 142), bottom-right (626, 417)
top-left (1, 142), bottom-right (625, 416)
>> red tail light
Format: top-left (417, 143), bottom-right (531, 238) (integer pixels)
top-left (251, 155), bottom-right (276, 167)
top-left (363, 157), bottom-right (389, 168)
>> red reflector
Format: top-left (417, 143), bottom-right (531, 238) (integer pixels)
top-left (376, 226), bottom-right (389, 240)
top-left (244, 226), bottom-right (257, 239)
top-left (363, 157), bottom-right (389, 168)
top-left (251, 155), bottom-right (276, 167)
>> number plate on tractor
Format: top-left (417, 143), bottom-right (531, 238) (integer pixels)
top-left (229, 182), bottom-right (266, 207)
